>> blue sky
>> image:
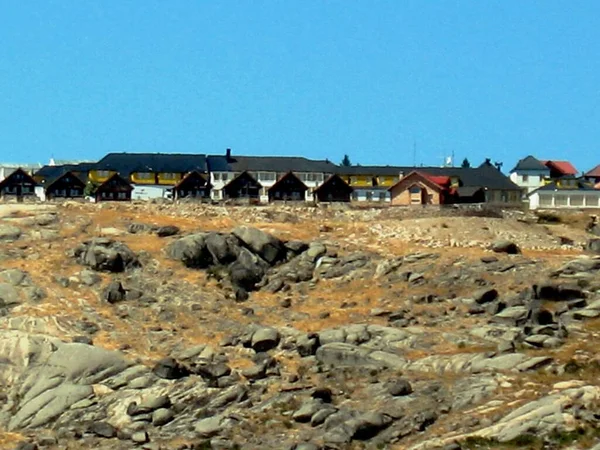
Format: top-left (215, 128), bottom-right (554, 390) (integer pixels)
top-left (1, 1), bottom-right (599, 172)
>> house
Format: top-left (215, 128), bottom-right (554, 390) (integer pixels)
top-left (314, 174), bottom-right (353, 202)
top-left (388, 171), bottom-right (454, 206)
top-left (89, 153), bottom-right (208, 200)
top-left (543, 160), bottom-right (578, 179)
top-left (208, 149), bottom-right (337, 201)
top-left (584, 164), bottom-right (600, 184)
top-left (222, 171), bottom-right (262, 201)
top-left (528, 177), bottom-right (600, 210)
top-left (0, 168), bottom-right (38, 201)
top-left (95, 173), bottom-right (133, 202)
top-left (174, 171), bottom-right (211, 200)
top-left (33, 162), bottom-right (96, 200)
top-left (337, 166), bottom-right (403, 202)
top-left (268, 172), bottom-right (308, 202)
top-left (509, 156), bottom-right (551, 195)
top-left (44, 171), bottom-right (86, 201)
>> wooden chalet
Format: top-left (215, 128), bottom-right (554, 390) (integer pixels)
top-left (0, 168), bottom-right (38, 201)
top-left (222, 171), bottom-right (262, 200)
top-left (268, 172), bottom-right (308, 202)
top-left (174, 171), bottom-right (211, 200)
top-left (388, 171), bottom-right (454, 206)
top-left (95, 173), bottom-right (133, 202)
top-left (314, 174), bottom-right (353, 202)
top-left (45, 171), bottom-right (86, 200)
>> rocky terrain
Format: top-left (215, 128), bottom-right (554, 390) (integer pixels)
top-left (1, 202), bottom-right (600, 449)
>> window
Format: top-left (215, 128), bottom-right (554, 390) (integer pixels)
top-left (501, 192), bottom-right (508, 203)
top-left (351, 191), bottom-right (358, 200)
top-left (366, 191), bottom-right (373, 201)
top-left (161, 173), bottom-right (176, 179)
top-left (379, 192), bottom-right (387, 201)
top-left (259, 172), bottom-right (276, 182)
top-left (117, 192), bottom-right (128, 200)
top-left (70, 189), bottom-right (80, 196)
top-left (56, 189), bottom-right (66, 197)
top-left (522, 175), bottom-right (529, 183)
top-left (315, 173), bottom-right (324, 183)
top-left (21, 186), bottom-right (31, 193)
top-left (96, 170), bottom-right (111, 178)
top-left (409, 186), bottom-right (421, 194)
top-left (6, 186), bottom-right (16, 194)
top-left (101, 191), bottom-right (108, 198)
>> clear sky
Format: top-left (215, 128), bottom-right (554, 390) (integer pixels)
top-left (2, 1), bottom-right (599, 172)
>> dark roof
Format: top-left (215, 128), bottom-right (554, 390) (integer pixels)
top-left (511, 155), bottom-right (548, 172)
top-left (45, 171), bottom-right (87, 191)
top-left (457, 186), bottom-right (484, 197)
top-left (268, 172), bottom-right (308, 192)
top-left (0, 168), bottom-right (39, 190)
top-left (96, 173), bottom-right (133, 191)
top-left (529, 177), bottom-right (596, 194)
top-left (336, 165), bottom-right (408, 176)
top-left (585, 164), bottom-right (600, 178)
top-left (35, 163), bottom-right (95, 180)
top-left (93, 153), bottom-right (207, 175)
top-left (174, 171), bottom-right (209, 189)
top-left (209, 155), bottom-right (338, 173)
top-left (314, 174), bottom-right (353, 193)
top-left (223, 171), bottom-right (263, 189)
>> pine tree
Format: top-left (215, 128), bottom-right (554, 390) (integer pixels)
top-left (461, 158), bottom-right (471, 168)
top-left (340, 154), bottom-right (352, 167)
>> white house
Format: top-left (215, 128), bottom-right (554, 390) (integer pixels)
top-left (509, 156), bottom-right (551, 195)
top-left (528, 178), bottom-right (600, 210)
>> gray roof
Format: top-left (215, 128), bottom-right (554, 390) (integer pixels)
top-left (93, 153), bottom-right (207, 175)
top-left (511, 155), bottom-right (548, 172)
top-left (227, 156), bottom-right (338, 173)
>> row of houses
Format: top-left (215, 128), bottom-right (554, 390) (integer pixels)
top-left (0, 150), bottom-right (525, 206)
top-left (509, 155), bottom-right (600, 210)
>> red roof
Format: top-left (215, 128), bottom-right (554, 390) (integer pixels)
top-left (544, 160), bottom-right (578, 176)
top-left (423, 174), bottom-right (451, 188)
top-left (585, 164), bottom-right (600, 178)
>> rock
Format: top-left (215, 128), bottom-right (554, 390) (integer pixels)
top-left (491, 240), bottom-right (521, 254)
top-left (536, 283), bottom-right (584, 301)
top-left (0, 224), bottom-right (21, 241)
top-left (251, 328), bottom-right (280, 352)
top-left (204, 232), bottom-right (240, 264)
top-left (152, 357), bottom-right (190, 380)
top-left (306, 243), bottom-right (327, 261)
top-left (474, 288), bottom-right (499, 305)
top-left (311, 387), bottom-right (333, 403)
top-left (315, 343), bottom-right (376, 368)
top-left (127, 223), bottom-right (155, 234)
top-left (350, 412), bottom-right (392, 440)
top-left (387, 379), bottom-right (413, 396)
top-left (232, 226), bottom-right (286, 264)
top-left (131, 431), bottom-right (149, 443)
top-left (194, 415), bottom-right (224, 438)
top-left (90, 421), bottom-right (117, 438)
top-left (156, 225), bottom-right (180, 237)
top-left (228, 247), bottom-right (269, 290)
top-left (586, 239), bottom-right (600, 254)
top-left (136, 394), bottom-right (171, 413)
top-left (297, 333), bottom-right (320, 357)
top-left (292, 444), bottom-right (320, 450)
top-left (0, 269), bottom-right (27, 286)
top-left (241, 363), bottom-right (267, 380)
top-left (74, 239), bottom-right (140, 272)
top-left (152, 408), bottom-right (175, 426)
top-left (104, 281), bottom-right (126, 304)
top-left (0, 283), bottom-right (20, 307)
top-left (481, 256), bottom-right (499, 264)
top-left (166, 234), bottom-right (213, 268)
top-left (293, 400), bottom-right (324, 423)
top-left (79, 269), bottom-right (101, 286)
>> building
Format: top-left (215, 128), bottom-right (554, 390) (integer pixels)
top-left (543, 160), bottom-right (578, 179)
top-left (89, 153), bottom-right (208, 200)
top-left (0, 163), bottom-right (43, 182)
top-left (528, 177), bottom-right (600, 210)
top-left (314, 174), bottom-right (353, 202)
top-left (267, 172), bottom-right (308, 202)
top-left (337, 166), bottom-right (403, 202)
top-left (95, 173), bottom-right (133, 202)
top-left (388, 171), bottom-right (454, 206)
top-left (208, 149), bottom-right (337, 202)
top-left (174, 171), bottom-right (211, 200)
top-left (222, 171), bottom-right (262, 200)
top-left (44, 171), bottom-right (87, 201)
top-left (584, 164), bottom-right (600, 184)
top-left (509, 156), bottom-right (551, 195)
top-left (0, 168), bottom-right (38, 200)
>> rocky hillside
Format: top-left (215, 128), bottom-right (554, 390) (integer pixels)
top-left (1, 202), bottom-right (600, 450)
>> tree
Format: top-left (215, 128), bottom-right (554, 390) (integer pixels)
top-left (84, 181), bottom-right (99, 197)
top-left (461, 158), bottom-right (471, 168)
top-left (340, 154), bottom-right (352, 167)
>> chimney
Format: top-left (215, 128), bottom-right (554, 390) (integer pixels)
top-left (226, 148), bottom-right (231, 160)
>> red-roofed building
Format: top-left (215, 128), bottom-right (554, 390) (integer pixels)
top-left (544, 160), bottom-right (578, 178)
top-left (388, 171), bottom-right (455, 206)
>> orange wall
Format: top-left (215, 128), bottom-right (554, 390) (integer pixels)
top-left (390, 182), bottom-right (441, 206)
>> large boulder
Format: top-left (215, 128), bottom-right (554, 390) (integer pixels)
top-left (0, 225), bottom-right (22, 241)
top-left (228, 247), bottom-right (269, 290)
top-left (586, 239), bottom-right (600, 254)
top-left (232, 226), bottom-right (286, 265)
top-left (205, 232), bottom-right (241, 265)
top-left (73, 239), bottom-right (139, 273)
top-left (166, 234), bottom-right (214, 268)
top-left (491, 240), bottom-right (521, 254)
